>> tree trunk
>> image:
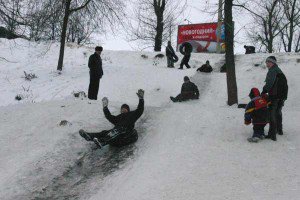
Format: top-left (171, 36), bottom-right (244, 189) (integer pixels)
top-left (154, 14), bottom-right (163, 51)
top-left (287, 0), bottom-right (297, 52)
top-left (224, 0), bottom-right (238, 106)
top-left (57, 0), bottom-right (71, 71)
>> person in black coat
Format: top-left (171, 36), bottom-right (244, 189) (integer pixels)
top-left (88, 46), bottom-right (103, 100)
top-left (197, 60), bottom-right (213, 73)
top-left (166, 41), bottom-right (178, 68)
top-left (244, 45), bottom-right (255, 54)
top-left (170, 76), bottom-right (199, 102)
top-left (179, 42), bottom-right (192, 69)
top-left (262, 56), bottom-right (288, 141)
top-left (79, 89), bottom-right (145, 148)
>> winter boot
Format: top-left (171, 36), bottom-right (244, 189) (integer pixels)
top-left (79, 129), bottom-right (92, 141)
top-left (258, 134), bottom-right (265, 140)
top-left (247, 137), bottom-right (260, 143)
top-left (265, 135), bottom-right (277, 141)
top-left (278, 130), bottom-right (283, 135)
top-left (170, 96), bottom-right (177, 102)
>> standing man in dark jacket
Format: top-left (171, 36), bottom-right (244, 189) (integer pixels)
top-left (88, 46), bottom-right (103, 100)
top-left (179, 42), bottom-right (192, 69)
top-left (262, 56), bottom-right (288, 141)
top-left (166, 41), bottom-right (178, 68)
top-left (170, 76), bottom-right (199, 102)
top-left (79, 89), bottom-right (145, 148)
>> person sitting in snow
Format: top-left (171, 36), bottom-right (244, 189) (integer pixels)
top-left (79, 89), bottom-right (144, 148)
top-left (244, 88), bottom-right (268, 143)
top-left (170, 76), bottom-right (199, 102)
top-left (244, 45), bottom-right (255, 54)
top-left (197, 60), bottom-right (213, 73)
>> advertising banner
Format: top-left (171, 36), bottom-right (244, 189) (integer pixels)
top-left (177, 22), bottom-right (225, 53)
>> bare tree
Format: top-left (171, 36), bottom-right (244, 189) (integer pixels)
top-left (56, 0), bottom-right (126, 71)
top-left (279, 0), bottom-right (300, 52)
top-left (0, 0), bottom-right (28, 38)
top-left (295, 28), bottom-right (300, 52)
top-left (129, 0), bottom-right (186, 51)
top-left (234, 0), bottom-right (285, 53)
top-left (56, 0), bottom-right (93, 71)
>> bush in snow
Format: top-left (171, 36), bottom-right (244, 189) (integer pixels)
top-left (73, 91), bottom-right (87, 98)
top-left (83, 51), bottom-right (88, 58)
top-left (23, 71), bottom-right (37, 81)
top-left (15, 94), bottom-right (23, 101)
top-left (103, 56), bottom-right (112, 63)
top-left (141, 54), bottom-right (148, 59)
top-left (59, 120), bottom-right (72, 126)
top-left (153, 60), bottom-right (159, 66)
top-left (15, 86), bottom-right (34, 102)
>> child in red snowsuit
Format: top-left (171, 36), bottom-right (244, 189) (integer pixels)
top-left (244, 88), bottom-right (269, 142)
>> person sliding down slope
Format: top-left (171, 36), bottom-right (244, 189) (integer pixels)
top-left (79, 89), bottom-right (144, 148)
top-left (170, 76), bottom-right (199, 102)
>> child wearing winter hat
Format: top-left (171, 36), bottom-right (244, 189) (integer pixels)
top-left (244, 88), bottom-right (269, 142)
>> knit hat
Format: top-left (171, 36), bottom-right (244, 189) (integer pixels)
top-left (266, 56), bottom-right (277, 64)
top-left (121, 104), bottom-right (130, 112)
top-left (95, 46), bottom-right (103, 52)
top-left (184, 76), bottom-right (190, 81)
top-left (249, 88), bottom-right (260, 99)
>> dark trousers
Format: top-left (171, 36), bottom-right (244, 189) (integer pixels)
top-left (88, 130), bottom-right (110, 142)
top-left (268, 99), bottom-right (284, 138)
top-left (88, 72), bottom-right (100, 100)
top-left (173, 92), bottom-right (196, 102)
top-left (180, 54), bottom-right (191, 69)
top-left (167, 56), bottom-right (174, 68)
top-left (252, 124), bottom-right (266, 138)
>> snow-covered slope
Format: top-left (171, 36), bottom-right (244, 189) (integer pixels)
top-left (0, 39), bottom-right (299, 200)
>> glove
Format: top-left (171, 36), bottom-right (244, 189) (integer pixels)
top-left (136, 89), bottom-right (145, 99)
top-left (102, 97), bottom-right (108, 107)
top-left (244, 120), bottom-right (251, 125)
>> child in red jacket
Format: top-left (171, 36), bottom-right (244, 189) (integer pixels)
top-left (244, 88), bottom-right (269, 142)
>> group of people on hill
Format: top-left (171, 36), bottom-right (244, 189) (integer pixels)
top-left (81, 45), bottom-right (201, 148)
top-left (244, 56), bottom-right (288, 142)
top-left (82, 45), bottom-right (288, 148)
top-left (166, 41), bottom-right (192, 69)
top-left (81, 46), bottom-right (145, 148)
top-left (166, 41), bottom-right (213, 73)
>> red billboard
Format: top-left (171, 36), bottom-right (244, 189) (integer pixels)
top-left (177, 22), bottom-right (225, 53)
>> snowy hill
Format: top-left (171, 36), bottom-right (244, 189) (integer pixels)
top-left (0, 39), bottom-right (299, 200)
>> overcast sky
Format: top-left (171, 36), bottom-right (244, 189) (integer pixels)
top-left (99, 0), bottom-right (253, 54)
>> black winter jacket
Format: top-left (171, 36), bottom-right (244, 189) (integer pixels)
top-left (181, 81), bottom-right (199, 99)
top-left (245, 88), bottom-right (268, 124)
top-left (166, 45), bottom-right (176, 57)
top-left (197, 64), bottom-right (213, 73)
top-left (103, 99), bottom-right (144, 131)
top-left (88, 53), bottom-right (103, 78)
